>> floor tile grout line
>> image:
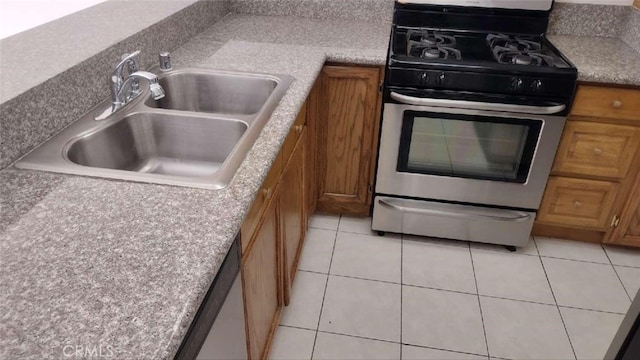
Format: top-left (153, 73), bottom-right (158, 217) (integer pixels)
top-left (538, 254), bottom-right (619, 266)
top-left (279, 324), bottom-right (319, 332)
top-left (301, 270), bottom-right (627, 313)
top-left (309, 214), bottom-right (340, 359)
top-left (610, 263), bottom-right (640, 269)
top-left (313, 327), bottom-right (490, 358)
top-left (400, 342), bottom-right (490, 358)
top-left (315, 329), bottom-right (400, 346)
top-left (315, 270), bottom-right (403, 285)
top-left (602, 245), bottom-right (633, 301)
top-left (468, 241), bottom-right (491, 358)
top-left (477, 294), bottom-right (560, 307)
top-left (308, 225), bottom-right (339, 231)
top-left (536, 242), bottom-right (578, 360)
top-left (535, 235), bottom-right (640, 269)
top-left (470, 246), bottom-right (540, 257)
top-left (611, 264), bottom-right (633, 301)
top-left (556, 304), bottom-right (630, 316)
top-left (531, 236), bottom-right (541, 256)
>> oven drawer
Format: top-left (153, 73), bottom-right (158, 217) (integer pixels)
top-left (372, 196), bottom-right (535, 247)
top-left (571, 86), bottom-right (640, 122)
top-left (537, 177), bottom-right (619, 230)
top-left (552, 121), bottom-right (640, 180)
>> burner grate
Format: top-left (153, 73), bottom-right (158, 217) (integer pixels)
top-left (487, 33), bottom-right (554, 67)
top-left (406, 30), bottom-right (462, 60)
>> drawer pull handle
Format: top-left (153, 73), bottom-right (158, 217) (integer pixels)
top-left (612, 100), bottom-right (623, 109)
top-left (594, 147), bottom-right (602, 156)
top-left (574, 201), bottom-right (582, 209)
top-left (262, 188), bottom-right (272, 199)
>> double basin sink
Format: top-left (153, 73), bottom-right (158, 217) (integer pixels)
top-left (16, 68), bottom-right (294, 189)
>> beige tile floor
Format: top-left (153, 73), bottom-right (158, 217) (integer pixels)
top-left (269, 214), bottom-right (640, 360)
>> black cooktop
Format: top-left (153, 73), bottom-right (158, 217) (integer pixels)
top-left (385, 1), bottom-right (577, 99)
top-left (391, 27), bottom-right (574, 72)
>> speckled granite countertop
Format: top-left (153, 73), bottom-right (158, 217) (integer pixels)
top-left (0, 14), bottom-right (387, 360)
top-left (3, 11), bottom-right (640, 360)
top-left (549, 34), bottom-right (640, 86)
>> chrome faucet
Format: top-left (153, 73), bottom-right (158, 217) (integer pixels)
top-left (95, 50), bottom-right (165, 120)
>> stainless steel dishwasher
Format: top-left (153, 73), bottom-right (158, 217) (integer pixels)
top-left (175, 236), bottom-right (247, 360)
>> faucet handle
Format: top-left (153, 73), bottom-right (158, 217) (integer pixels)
top-left (112, 50), bottom-right (141, 79)
top-left (114, 51), bottom-right (141, 96)
top-left (123, 53), bottom-right (139, 73)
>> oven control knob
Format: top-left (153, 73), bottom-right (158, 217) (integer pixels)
top-left (531, 79), bottom-right (544, 93)
top-left (437, 72), bottom-right (446, 86)
top-left (419, 72), bottom-right (429, 84)
top-left (510, 77), bottom-right (524, 91)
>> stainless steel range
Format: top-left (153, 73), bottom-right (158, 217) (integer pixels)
top-left (372, 0), bottom-right (577, 248)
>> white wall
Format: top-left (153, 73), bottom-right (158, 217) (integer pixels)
top-left (0, 0), bottom-right (107, 39)
top-left (556, 0), bottom-right (634, 4)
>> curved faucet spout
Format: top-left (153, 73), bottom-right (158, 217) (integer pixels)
top-left (95, 67), bottom-right (165, 121)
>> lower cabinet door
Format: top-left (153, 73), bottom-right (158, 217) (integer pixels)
top-left (606, 176), bottom-right (640, 248)
top-left (280, 129), bottom-right (307, 305)
top-left (315, 65), bottom-right (381, 215)
top-left (242, 197), bottom-right (281, 360)
top-left (538, 176), bottom-right (619, 230)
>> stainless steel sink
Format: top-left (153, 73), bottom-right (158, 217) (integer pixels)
top-left (15, 68), bottom-right (294, 189)
top-left (66, 113), bottom-right (248, 177)
top-left (147, 69), bottom-right (278, 116)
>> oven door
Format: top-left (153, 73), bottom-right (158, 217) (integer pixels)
top-left (376, 93), bottom-right (567, 209)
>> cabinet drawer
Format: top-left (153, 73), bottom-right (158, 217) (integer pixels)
top-left (552, 121), bottom-right (640, 179)
top-left (538, 177), bottom-right (619, 230)
top-left (571, 86), bottom-right (640, 121)
top-left (281, 103), bottom-right (306, 167)
top-left (241, 155), bottom-right (282, 253)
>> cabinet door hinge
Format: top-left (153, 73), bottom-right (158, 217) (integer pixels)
top-left (611, 215), bottom-right (620, 228)
top-left (368, 183), bottom-right (373, 194)
top-left (378, 81), bottom-right (383, 94)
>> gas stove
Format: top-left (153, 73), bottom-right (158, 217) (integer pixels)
top-left (372, 0), bottom-right (579, 248)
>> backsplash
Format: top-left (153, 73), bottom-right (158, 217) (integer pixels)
top-left (547, 2), bottom-right (629, 36)
top-left (621, 6), bottom-right (640, 52)
top-left (230, 0), bottom-right (394, 22)
top-left (0, 0), bottom-right (229, 170)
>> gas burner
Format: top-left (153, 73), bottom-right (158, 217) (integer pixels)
top-left (487, 34), bottom-right (554, 67)
top-left (407, 29), bottom-right (456, 47)
top-left (497, 51), bottom-right (555, 66)
top-left (406, 30), bottom-right (462, 60)
top-left (487, 34), bottom-right (541, 52)
top-left (408, 42), bottom-right (462, 60)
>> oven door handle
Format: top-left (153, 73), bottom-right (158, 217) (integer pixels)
top-left (378, 198), bottom-right (532, 222)
top-left (390, 91), bottom-right (566, 115)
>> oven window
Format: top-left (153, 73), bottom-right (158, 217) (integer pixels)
top-left (397, 111), bottom-right (542, 183)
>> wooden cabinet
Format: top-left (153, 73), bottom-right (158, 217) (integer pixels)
top-left (607, 176), bottom-right (640, 247)
top-left (241, 155), bottom-right (282, 253)
top-left (552, 121), bottom-right (640, 180)
top-left (241, 190), bottom-right (281, 360)
top-left (571, 85), bottom-right (640, 122)
top-left (306, 79), bottom-right (321, 220)
top-left (534, 84), bottom-right (640, 247)
top-left (538, 177), bottom-right (619, 229)
top-left (280, 129), bottom-right (307, 305)
top-left (241, 104), bottom-right (308, 359)
top-left (313, 65), bottom-right (383, 216)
